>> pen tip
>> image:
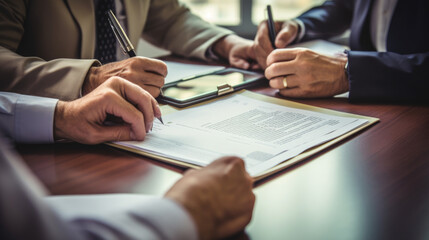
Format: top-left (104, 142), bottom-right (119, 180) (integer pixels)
top-left (158, 117), bottom-right (164, 125)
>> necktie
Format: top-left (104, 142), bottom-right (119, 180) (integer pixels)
top-left (95, 0), bottom-right (116, 64)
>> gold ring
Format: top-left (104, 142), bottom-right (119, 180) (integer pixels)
top-left (282, 76), bottom-right (288, 88)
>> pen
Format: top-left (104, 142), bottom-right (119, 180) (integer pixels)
top-left (107, 10), bottom-right (164, 125)
top-left (266, 5), bottom-right (277, 49)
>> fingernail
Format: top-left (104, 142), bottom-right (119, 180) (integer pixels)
top-left (130, 132), bottom-right (136, 141)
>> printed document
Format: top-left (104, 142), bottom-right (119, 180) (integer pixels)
top-left (115, 93), bottom-right (368, 176)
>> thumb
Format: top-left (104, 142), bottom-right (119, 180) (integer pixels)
top-left (275, 23), bottom-right (298, 48)
top-left (231, 57), bottom-right (250, 69)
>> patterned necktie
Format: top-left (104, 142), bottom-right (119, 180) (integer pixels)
top-left (95, 0), bottom-right (116, 64)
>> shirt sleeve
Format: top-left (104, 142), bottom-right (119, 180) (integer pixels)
top-left (45, 194), bottom-right (199, 240)
top-left (0, 92), bottom-right (58, 143)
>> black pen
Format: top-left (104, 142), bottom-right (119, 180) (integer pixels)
top-left (266, 5), bottom-right (277, 49)
top-left (107, 10), bottom-right (164, 125)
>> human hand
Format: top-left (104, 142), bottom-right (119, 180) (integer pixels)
top-left (253, 20), bottom-right (299, 69)
top-left (265, 48), bottom-right (349, 98)
top-left (55, 76), bottom-right (161, 144)
top-left (212, 35), bottom-right (260, 70)
top-left (165, 156), bottom-right (255, 240)
top-left (83, 57), bottom-right (167, 97)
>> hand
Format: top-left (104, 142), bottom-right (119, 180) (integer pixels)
top-left (165, 156), bottom-right (255, 240)
top-left (265, 48), bottom-right (349, 98)
top-left (253, 20), bottom-right (299, 69)
top-left (212, 35), bottom-right (259, 70)
top-left (55, 76), bottom-right (162, 144)
top-left (83, 57), bottom-right (167, 97)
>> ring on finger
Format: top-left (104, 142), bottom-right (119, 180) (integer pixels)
top-left (282, 76), bottom-right (288, 88)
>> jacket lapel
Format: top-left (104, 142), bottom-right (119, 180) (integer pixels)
top-left (66, 0), bottom-right (96, 58)
top-left (123, 0), bottom-right (144, 47)
top-left (350, 0), bottom-right (375, 50)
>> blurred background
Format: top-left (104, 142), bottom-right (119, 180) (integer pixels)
top-left (181, 0), bottom-right (324, 37)
top-left (139, 0), bottom-right (325, 57)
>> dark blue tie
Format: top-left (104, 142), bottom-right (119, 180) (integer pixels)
top-left (95, 0), bottom-right (116, 64)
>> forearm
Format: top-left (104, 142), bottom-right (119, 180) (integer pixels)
top-left (297, 0), bottom-right (353, 41)
top-left (45, 195), bottom-right (198, 240)
top-left (143, 1), bottom-right (232, 60)
top-left (347, 51), bottom-right (429, 102)
top-left (0, 47), bottom-right (98, 101)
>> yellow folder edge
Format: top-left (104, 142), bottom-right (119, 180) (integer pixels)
top-left (107, 90), bottom-right (379, 181)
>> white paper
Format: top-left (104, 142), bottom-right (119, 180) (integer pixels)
top-left (116, 94), bottom-right (367, 177)
top-left (287, 40), bottom-right (348, 56)
top-left (164, 61), bottom-right (225, 84)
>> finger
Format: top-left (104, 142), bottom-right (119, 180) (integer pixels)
top-left (268, 75), bottom-right (299, 89)
top-left (125, 71), bottom-right (165, 88)
top-left (266, 49), bottom-right (297, 67)
top-left (119, 81), bottom-right (156, 132)
top-left (217, 211), bottom-right (254, 239)
top-left (144, 86), bottom-right (161, 98)
top-left (184, 168), bottom-right (197, 176)
top-left (256, 21), bottom-right (275, 53)
top-left (93, 125), bottom-right (134, 142)
top-left (278, 87), bottom-right (309, 98)
top-left (251, 63), bottom-right (262, 70)
top-left (265, 61), bottom-right (296, 80)
top-left (104, 93), bottom-right (146, 140)
top-left (275, 22), bottom-right (298, 48)
top-left (151, 97), bottom-right (162, 119)
top-left (211, 156), bottom-right (245, 169)
top-left (131, 57), bottom-right (168, 77)
top-left (231, 58), bottom-right (250, 69)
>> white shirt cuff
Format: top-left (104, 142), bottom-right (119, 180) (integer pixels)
top-left (45, 194), bottom-right (199, 240)
top-left (0, 92), bottom-right (58, 143)
top-left (292, 18), bottom-right (306, 43)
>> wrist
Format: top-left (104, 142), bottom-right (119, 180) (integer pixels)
top-left (54, 101), bottom-right (68, 140)
top-left (82, 66), bottom-right (99, 95)
top-left (212, 34), bottom-right (240, 60)
top-left (340, 56), bottom-right (350, 91)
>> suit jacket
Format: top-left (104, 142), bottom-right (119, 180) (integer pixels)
top-left (0, 0), bottom-right (231, 100)
top-left (297, 0), bottom-right (429, 103)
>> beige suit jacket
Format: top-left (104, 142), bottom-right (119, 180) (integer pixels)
top-left (0, 0), bottom-right (231, 100)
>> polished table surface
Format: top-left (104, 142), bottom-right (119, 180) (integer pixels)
top-left (17, 86), bottom-right (429, 240)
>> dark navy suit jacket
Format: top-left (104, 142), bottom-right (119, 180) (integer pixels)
top-left (297, 0), bottom-right (429, 103)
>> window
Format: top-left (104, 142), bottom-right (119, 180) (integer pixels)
top-left (181, 0), bottom-right (325, 38)
top-left (180, 0), bottom-right (240, 26)
top-left (252, 0), bottom-right (325, 24)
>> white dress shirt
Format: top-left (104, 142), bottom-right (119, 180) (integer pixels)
top-left (296, 0), bottom-right (398, 52)
top-left (0, 92), bottom-right (58, 143)
top-left (370, 0), bottom-right (399, 52)
top-left (0, 92), bottom-right (199, 239)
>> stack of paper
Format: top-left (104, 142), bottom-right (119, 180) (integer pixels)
top-left (113, 91), bottom-right (377, 178)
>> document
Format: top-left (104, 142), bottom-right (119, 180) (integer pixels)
top-left (287, 39), bottom-right (348, 56)
top-left (164, 61), bottom-right (225, 84)
top-left (114, 92), bottom-right (370, 177)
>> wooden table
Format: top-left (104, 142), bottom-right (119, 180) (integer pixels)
top-left (17, 86), bottom-right (429, 240)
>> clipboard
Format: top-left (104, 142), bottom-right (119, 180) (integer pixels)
top-left (157, 68), bottom-right (265, 107)
top-left (108, 90), bottom-right (379, 181)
